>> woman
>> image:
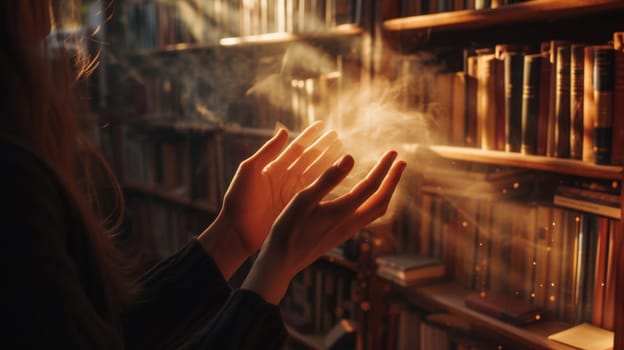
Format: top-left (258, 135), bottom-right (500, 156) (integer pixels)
top-left (0, 0), bottom-right (406, 349)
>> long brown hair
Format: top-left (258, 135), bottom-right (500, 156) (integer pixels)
top-left (0, 0), bottom-right (135, 308)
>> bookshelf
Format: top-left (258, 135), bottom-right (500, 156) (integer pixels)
top-left (100, 0), bottom-right (624, 349)
top-left (103, 0), bottom-right (373, 349)
top-left (372, 0), bottom-right (624, 349)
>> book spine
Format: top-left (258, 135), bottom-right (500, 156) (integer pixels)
top-left (601, 219), bottom-right (618, 330)
top-left (570, 44), bottom-right (585, 160)
top-left (533, 205), bottom-right (552, 308)
top-left (477, 53), bottom-right (497, 150)
top-left (537, 53), bottom-right (551, 156)
top-left (591, 218), bottom-right (609, 327)
top-left (465, 54), bottom-right (479, 147)
top-left (593, 46), bottom-right (615, 165)
top-left (557, 210), bottom-right (575, 321)
top-left (505, 52), bottom-right (524, 152)
top-left (521, 54), bottom-right (542, 155)
top-left (474, 200), bottom-right (492, 292)
top-left (611, 33), bottom-right (624, 165)
top-left (452, 72), bottom-right (467, 146)
top-left (545, 207), bottom-right (563, 315)
top-left (495, 52), bottom-right (506, 151)
top-left (509, 203), bottom-right (528, 300)
top-left (583, 46), bottom-right (596, 163)
top-left (545, 41), bottom-right (568, 157)
top-left (555, 44), bottom-right (571, 158)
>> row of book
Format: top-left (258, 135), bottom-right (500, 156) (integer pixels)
top-left (281, 261), bottom-right (360, 334)
top-left (123, 0), bottom-right (360, 50)
top-left (385, 302), bottom-right (614, 350)
top-left (123, 195), bottom-right (214, 264)
top-left (399, 32), bottom-right (624, 165)
top-left (391, 187), bottom-right (619, 329)
top-left (119, 48), bottom-right (350, 132)
top-left (120, 122), bottom-right (289, 211)
top-left (121, 125), bottom-right (223, 207)
top-left (398, 0), bottom-right (529, 17)
top-left (385, 307), bottom-right (491, 350)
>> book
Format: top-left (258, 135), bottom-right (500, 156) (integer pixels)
top-left (555, 44), bottom-right (571, 158)
top-left (376, 254), bottom-right (445, 285)
top-left (537, 51), bottom-right (551, 156)
top-left (570, 44), bottom-right (585, 160)
top-left (583, 46), bottom-right (597, 163)
top-left (602, 220), bottom-right (618, 330)
top-left (376, 254), bottom-right (444, 271)
top-left (612, 32), bottom-right (624, 165)
top-left (547, 323), bottom-right (614, 350)
top-left (521, 53), bottom-right (543, 155)
top-left (476, 50), bottom-right (497, 150)
top-left (592, 217), bottom-right (609, 327)
top-left (465, 53), bottom-right (479, 147)
top-left (421, 168), bottom-right (535, 200)
top-left (553, 185), bottom-right (620, 220)
top-left (593, 45), bottom-right (615, 165)
top-left (464, 291), bottom-right (542, 326)
top-left (504, 51), bottom-right (524, 152)
top-left (545, 40), bottom-right (570, 157)
top-left (421, 158), bottom-right (526, 182)
top-left (452, 72), bottom-right (467, 146)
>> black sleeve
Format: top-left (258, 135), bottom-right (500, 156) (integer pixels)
top-left (0, 152), bottom-right (124, 349)
top-left (121, 240), bottom-right (232, 349)
top-left (122, 240), bottom-right (287, 350)
top-left (178, 289), bottom-right (287, 350)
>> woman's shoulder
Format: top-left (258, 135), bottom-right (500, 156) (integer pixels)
top-left (0, 137), bottom-right (64, 199)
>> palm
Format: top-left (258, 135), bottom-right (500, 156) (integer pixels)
top-left (220, 122), bottom-right (340, 255)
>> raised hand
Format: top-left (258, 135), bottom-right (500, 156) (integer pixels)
top-left (197, 121), bottom-right (342, 279)
top-left (242, 151), bottom-right (406, 304)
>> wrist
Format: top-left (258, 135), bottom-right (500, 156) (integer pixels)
top-left (197, 213), bottom-right (249, 280)
top-left (241, 250), bottom-right (292, 305)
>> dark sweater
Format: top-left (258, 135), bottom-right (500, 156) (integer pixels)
top-left (0, 141), bottom-right (286, 349)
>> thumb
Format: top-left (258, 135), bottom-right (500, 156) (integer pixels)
top-left (246, 128), bottom-right (289, 168)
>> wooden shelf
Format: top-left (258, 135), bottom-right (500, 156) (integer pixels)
top-left (124, 25), bottom-right (362, 58)
top-left (426, 145), bottom-right (624, 180)
top-left (124, 118), bottom-right (220, 134)
top-left (384, 0), bottom-right (624, 32)
top-left (322, 248), bottom-right (359, 272)
top-left (395, 281), bottom-right (581, 350)
top-left (382, 0), bottom-right (624, 51)
top-left (220, 24), bottom-right (363, 47)
top-left (284, 324), bottom-right (327, 350)
top-left (124, 182), bottom-right (219, 213)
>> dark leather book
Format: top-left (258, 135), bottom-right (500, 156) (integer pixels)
top-left (505, 51), bottom-right (524, 152)
top-left (555, 44), bottom-right (571, 158)
top-left (464, 291), bottom-right (542, 326)
top-left (570, 44), bottom-right (585, 160)
top-left (521, 53), bottom-right (542, 155)
top-left (593, 45), bottom-right (615, 165)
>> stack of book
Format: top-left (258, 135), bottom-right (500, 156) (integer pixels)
top-left (553, 183), bottom-right (620, 220)
top-left (420, 160), bottom-right (534, 200)
top-left (376, 254), bottom-right (445, 286)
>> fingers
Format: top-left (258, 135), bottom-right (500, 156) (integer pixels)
top-left (301, 137), bottom-right (343, 185)
top-left (291, 155), bottom-right (354, 213)
top-left (351, 160), bottom-right (406, 224)
top-left (327, 150), bottom-right (398, 213)
top-left (244, 128), bottom-right (289, 169)
top-left (322, 159), bottom-right (406, 246)
top-left (287, 130), bottom-right (338, 177)
top-left (269, 120), bottom-right (325, 171)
